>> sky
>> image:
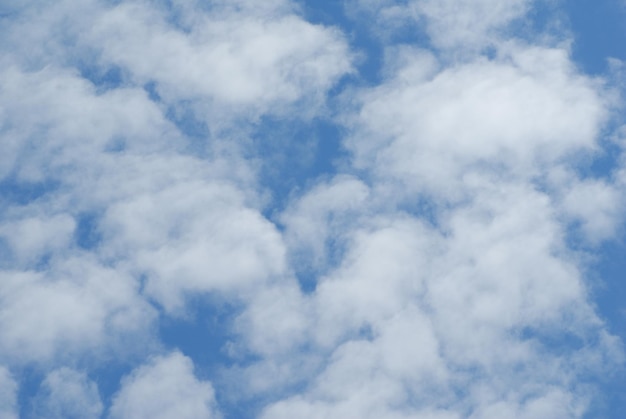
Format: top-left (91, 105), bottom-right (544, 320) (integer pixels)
top-left (0, 0), bottom-right (626, 418)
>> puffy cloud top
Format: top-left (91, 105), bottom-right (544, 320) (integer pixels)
top-left (0, 0), bottom-right (625, 418)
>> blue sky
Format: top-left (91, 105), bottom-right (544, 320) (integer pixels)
top-left (1, 0), bottom-right (626, 418)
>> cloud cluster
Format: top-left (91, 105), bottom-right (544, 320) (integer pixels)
top-left (109, 352), bottom-right (219, 419)
top-left (0, 0), bottom-right (624, 418)
top-left (88, 0), bottom-right (351, 121)
top-left (234, 2), bottom-right (626, 418)
top-left (0, 0), bottom-right (350, 415)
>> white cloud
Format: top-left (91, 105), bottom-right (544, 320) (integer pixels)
top-left (251, 180), bottom-right (617, 417)
top-left (31, 368), bottom-right (103, 419)
top-left (234, 283), bottom-right (311, 358)
top-left (310, 216), bottom-right (439, 347)
top-left (347, 45), bottom-right (611, 200)
top-left (100, 173), bottom-right (288, 313)
top-left (558, 177), bottom-right (624, 243)
top-left (0, 0), bottom-right (352, 317)
top-left (0, 0), bottom-right (624, 417)
top-left (0, 366), bottom-right (17, 419)
top-left (463, 386), bottom-right (588, 419)
top-left (235, 6), bottom-right (624, 418)
top-left (0, 213), bottom-right (75, 267)
top-left (280, 175), bottom-right (370, 271)
top-left (87, 0), bottom-right (352, 122)
top-left (0, 0), bottom-right (353, 371)
top-left (0, 65), bottom-right (177, 183)
top-left (414, 0), bottom-right (533, 50)
top-left (0, 257), bottom-right (156, 364)
top-left (352, 0), bottom-right (536, 51)
top-left (109, 352), bottom-right (220, 419)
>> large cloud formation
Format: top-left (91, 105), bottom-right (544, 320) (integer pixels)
top-left (0, 0), bottom-right (624, 418)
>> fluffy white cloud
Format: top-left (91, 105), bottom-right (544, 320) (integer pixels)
top-left (0, 0), bottom-right (352, 362)
top-left (414, 0), bottom-right (533, 50)
top-left (0, 0), bottom-right (354, 413)
top-left (31, 368), bottom-right (103, 419)
top-left (234, 4), bottom-right (624, 418)
top-left (249, 182), bottom-right (618, 416)
top-left (0, 0), bottom-right (352, 310)
top-left (0, 65), bottom-right (176, 183)
top-left (347, 45), bottom-right (611, 199)
top-left (0, 257), bottom-right (156, 364)
top-left (280, 175), bottom-right (370, 271)
top-left (250, 185), bottom-right (619, 418)
top-left (100, 171), bottom-right (288, 313)
top-left (109, 352), bottom-right (220, 419)
top-left (556, 176), bottom-right (624, 243)
top-left (0, 0), bottom-right (624, 417)
top-left (0, 213), bottom-right (75, 267)
top-left (87, 0), bottom-right (352, 122)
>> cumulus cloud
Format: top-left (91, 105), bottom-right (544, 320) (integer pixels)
top-left (109, 352), bottom-right (220, 419)
top-left (551, 175), bottom-right (624, 243)
top-left (413, 0), bottom-right (534, 50)
top-left (347, 45), bottom-right (611, 198)
top-left (231, 3), bottom-right (625, 418)
top-left (30, 368), bottom-right (103, 419)
top-left (0, 0), bottom-right (355, 414)
top-left (248, 182), bottom-right (618, 417)
top-left (280, 175), bottom-right (370, 271)
top-left (86, 0), bottom-right (352, 123)
top-left (0, 0), bottom-right (351, 340)
top-left (0, 213), bottom-right (75, 267)
top-left (95, 156), bottom-right (288, 313)
top-left (0, 257), bottom-right (156, 364)
top-left (0, 0), bottom-right (624, 417)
